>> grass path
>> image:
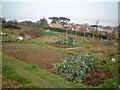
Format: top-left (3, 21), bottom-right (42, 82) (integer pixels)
top-left (3, 54), bottom-right (57, 88)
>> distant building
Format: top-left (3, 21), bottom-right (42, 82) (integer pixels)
top-left (64, 25), bottom-right (74, 30)
top-left (74, 26), bottom-right (91, 32)
top-left (50, 24), bottom-right (63, 28)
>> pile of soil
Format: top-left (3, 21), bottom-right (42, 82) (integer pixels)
top-left (47, 43), bottom-right (70, 48)
top-left (2, 76), bottom-right (20, 88)
top-left (82, 66), bottom-right (113, 86)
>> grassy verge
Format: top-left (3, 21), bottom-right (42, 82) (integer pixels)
top-left (2, 64), bottom-right (31, 84)
top-left (2, 54), bottom-right (86, 88)
top-left (2, 55), bottom-right (40, 88)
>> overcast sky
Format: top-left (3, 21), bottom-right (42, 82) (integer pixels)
top-left (1, 0), bottom-right (119, 26)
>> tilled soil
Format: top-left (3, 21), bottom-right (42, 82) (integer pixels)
top-left (47, 43), bottom-right (70, 48)
top-left (82, 66), bottom-right (113, 86)
top-left (2, 42), bottom-right (72, 72)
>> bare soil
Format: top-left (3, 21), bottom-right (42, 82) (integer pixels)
top-left (82, 66), bottom-right (113, 86)
top-left (2, 42), bottom-right (72, 72)
top-left (47, 43), bottom-right (70, 48)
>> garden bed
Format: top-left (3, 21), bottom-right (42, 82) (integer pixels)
top-left (47, 43), bottom-right (70, 48)
top-left (82, 66), bottom-right (113, 86)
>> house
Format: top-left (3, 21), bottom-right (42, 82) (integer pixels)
top-left (64, 25), bottom-right (74, 30)
top-left (74, 26), bottom-right (91, 32)
top-left (50, 24), bottom-right (63, 28)
top-left (98, 27), bottom-right (114, 35)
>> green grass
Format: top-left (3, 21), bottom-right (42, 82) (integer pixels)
top-left (2, 64), bottom-right (31, 84)
top-left (43, 31), bottom-right (66, 38)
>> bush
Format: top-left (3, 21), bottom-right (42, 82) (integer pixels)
top-left (98, 34), bottom-right (108, 39)
top-left (56, 54), bottom-right (99, 83)
top-left (21, 28), bottom-right (43, 39)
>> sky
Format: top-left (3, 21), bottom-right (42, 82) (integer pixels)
top-left (0, 0), bottom-right (119, 26)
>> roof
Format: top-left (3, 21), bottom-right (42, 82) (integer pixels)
top-left (50, 24), bottom-right (63, 28)
top-left (64, 25), bottom-right (72, 27)
top-left (102, 27), bottom-right (113, 30)
top-left (74, 26), bottom-right (87, 31)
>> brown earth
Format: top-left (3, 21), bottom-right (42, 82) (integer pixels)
top-left (82, 66), bottom-right (113, 86)
top-left (2, 76), bottom-right (20, 88)
top-left (2, 42), bottom-right (72, 72)
top-left (47, 43), bottom-right (70, 48)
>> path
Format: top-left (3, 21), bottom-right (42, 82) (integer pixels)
top-left (3, 55), bottom-right (56, 88)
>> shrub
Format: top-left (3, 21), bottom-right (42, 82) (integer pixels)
top-left (3, 23), bottom-right (21, 29)
top-left (55, 54), bottom-right (99, 83)
top-left (21, 28), bottom-right (43, 39)
top-left (98, 34), bottom-right (108, 39)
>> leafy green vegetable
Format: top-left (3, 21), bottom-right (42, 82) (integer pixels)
top-left (56, 54), bottom-right (99, 83)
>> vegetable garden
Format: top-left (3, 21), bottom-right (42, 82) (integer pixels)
top-left (2, 29), bottom-right (119, 88)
